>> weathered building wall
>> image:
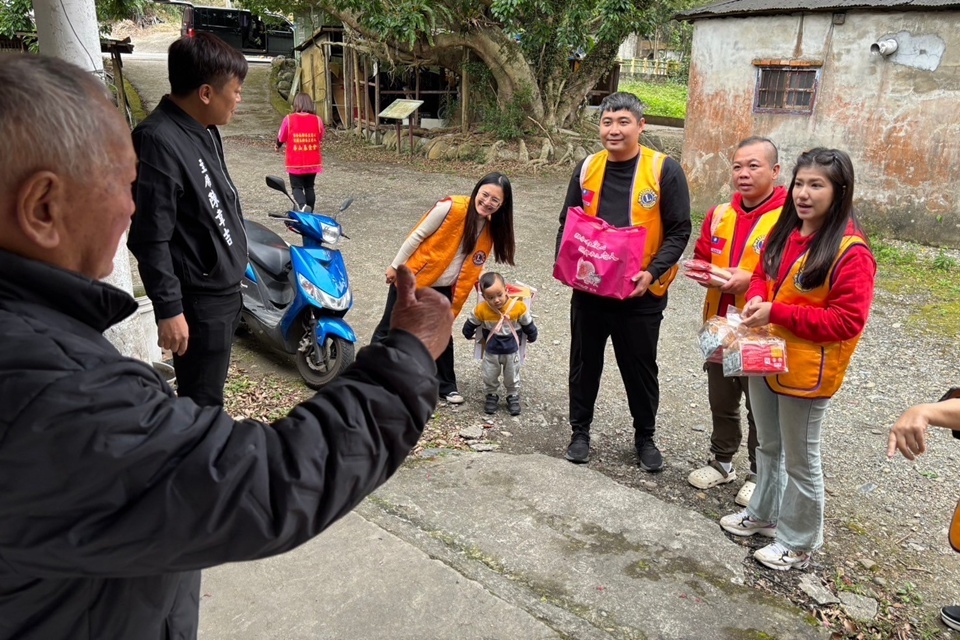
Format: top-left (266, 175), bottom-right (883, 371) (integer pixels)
top-left (681, 10), bottom-right (960, 246)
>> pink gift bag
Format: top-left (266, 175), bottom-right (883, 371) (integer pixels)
top-left (553, 206), bottom-right (647, 299)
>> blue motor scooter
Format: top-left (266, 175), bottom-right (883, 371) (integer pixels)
top-left (240, 176), bottom-right (355, 388)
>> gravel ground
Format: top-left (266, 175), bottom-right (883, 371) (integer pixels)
top-left (121, 31), bottom-right (960, 636)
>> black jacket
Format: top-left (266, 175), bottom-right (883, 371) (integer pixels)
top-left (128, 97), bottom-right (248, 319)
top-left (0, 249), bottom-right (437, 640)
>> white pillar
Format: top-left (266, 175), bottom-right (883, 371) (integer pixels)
top-left (34, 0), bottom-right (154, 363)
top-left (33, 0), bottom-right (103, 76)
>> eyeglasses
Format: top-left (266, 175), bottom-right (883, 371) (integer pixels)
top-left (478, 191), bottom-right (502, 207)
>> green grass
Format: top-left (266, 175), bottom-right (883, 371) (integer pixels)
top-left (618, 79), bottom-right (688, 119)
top-left (871, 236), bottom-right (960, 338)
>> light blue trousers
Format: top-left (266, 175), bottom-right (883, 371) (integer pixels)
top-left (747, 377), bottom-right (830, 553)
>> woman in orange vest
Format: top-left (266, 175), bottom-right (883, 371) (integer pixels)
top-left (275, 92), bottom-right (324, 211)
top-left (371, 173), bottom-right (516, 405)
top-left (719, 148), bottom-right (876, 571)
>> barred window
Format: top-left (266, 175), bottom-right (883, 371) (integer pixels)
top-left (754, 65), bottom-right (821, 114)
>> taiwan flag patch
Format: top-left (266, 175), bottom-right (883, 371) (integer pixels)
top-left (582, 189), bottom-right (595, 207)
top-left (710, 235), bottom-right (727, 255)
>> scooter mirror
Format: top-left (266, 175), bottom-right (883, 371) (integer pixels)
top-left (339, 198), bottom-right (354, 212)
top-left (265, 175), bottom-right (288, 193)
top-left (266, 175), bottom-right (298, 209)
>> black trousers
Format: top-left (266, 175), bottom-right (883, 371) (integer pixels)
top-left (172, 291), bottom-right (242, 407)
top-left (372, 283), bottom-right (457, 397)
top-left (289, 172), bottom-right (317, 210)
top-left (569, 304), bottom-right (662, 447)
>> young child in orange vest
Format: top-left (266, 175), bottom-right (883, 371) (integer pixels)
top-left (719, 148), bottom-right (876, 571)
top-left (687, 137), bottom-right (785, 507)
top-left (462, 272), bottom-right (538, 415)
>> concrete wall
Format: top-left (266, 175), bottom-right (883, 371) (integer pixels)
top-left (681, 10), bottom-right (960, 246)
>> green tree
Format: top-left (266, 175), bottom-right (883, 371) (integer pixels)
top-left (246, 0), bottom-right (688, 130)
top-left (0, 0), bottom-right (35, 37)
top-left (0, 0), bottom-right (150, 37)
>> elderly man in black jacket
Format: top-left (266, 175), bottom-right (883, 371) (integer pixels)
top-left (0, 54), bottom-right (450, 640)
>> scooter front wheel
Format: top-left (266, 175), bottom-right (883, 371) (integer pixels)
top-left (296, 333), bottom-right (356, 389)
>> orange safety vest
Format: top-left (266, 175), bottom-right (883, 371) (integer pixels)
top-left (404, 196), bottom-right (492, 317)
top-left (579, 146), bottom-right (678, 297)
top-left (284, 113), bottom-right (323, 172)
top-left (764, 235), bottom-right (866, 399)
top-left (702, 202), bottom-right (782, 320)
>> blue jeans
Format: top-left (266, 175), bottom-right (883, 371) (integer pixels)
top-left (747, 377), bottom-right (830, 553)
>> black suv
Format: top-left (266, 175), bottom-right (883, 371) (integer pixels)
top-left (177, 3), bottom-right (294, 57)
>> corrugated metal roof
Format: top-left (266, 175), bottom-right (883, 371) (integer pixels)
top-left (678, 0), bottom-right (960, 20)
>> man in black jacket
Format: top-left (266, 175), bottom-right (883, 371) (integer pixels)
top-left (128, 33), bottom-right (250, 407)
top-left (555, 92), bottom-right (691, 470)
top-left (0, 54), bottom-right (451, 640)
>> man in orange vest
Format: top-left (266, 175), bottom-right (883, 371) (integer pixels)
top-left (555, 92), bottom-right (691, 470)
top-left (687, 137), bottom-right (785, 505)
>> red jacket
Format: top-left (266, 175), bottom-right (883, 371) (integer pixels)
top-left (694, 187), bottom-right (787, 316)
top-left (747, 220), bottom-right (876, 343)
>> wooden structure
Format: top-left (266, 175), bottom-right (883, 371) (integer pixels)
top-left (102, 36), bottom-right (136, 126)
top-left (295, 27), bottom-right (460, 137)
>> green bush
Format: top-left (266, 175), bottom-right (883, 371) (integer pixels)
top-left (477, 91), bottom-right (529, 141)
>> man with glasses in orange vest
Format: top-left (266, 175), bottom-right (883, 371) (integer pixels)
top-left (687, 137), bottom-right (785, 505)
top-left (556, 92), bottom-right (691, 470)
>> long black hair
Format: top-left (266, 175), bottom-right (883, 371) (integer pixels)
top-left (762, 147), bottom-right (863, 289)
top-left (461, 172), bottom-right (516, 265)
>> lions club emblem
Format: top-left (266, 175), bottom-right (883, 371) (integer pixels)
top-left (638, 189), bottom-right (658, 209)
top-left (472, 250), bottom-right (487, 266)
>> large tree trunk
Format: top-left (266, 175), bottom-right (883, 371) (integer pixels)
top-left (553, 41), bottom-right (620, 128)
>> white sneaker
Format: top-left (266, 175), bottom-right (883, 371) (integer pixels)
top-left (719, 509), bottom-right (777, 537)
top-left (754, 541), bottom-right (811, 570)
top-left (444, 391), bottom-right (465, 405)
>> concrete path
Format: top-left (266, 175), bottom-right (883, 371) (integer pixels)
top-left (123, 47), bottom-right (282, 138)
top-left (199, 454), bottom-right (827, 640)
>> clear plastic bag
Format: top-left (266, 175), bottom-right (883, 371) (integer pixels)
top-left (696, 306), bottom-right (742, 362)
top-left (683, 258), bottom-right (732, 287)
top-left (722, 327), bottom-right (789, 377)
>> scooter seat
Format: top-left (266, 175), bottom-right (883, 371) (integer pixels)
top-left (245, 219), bottom-right (290, 277)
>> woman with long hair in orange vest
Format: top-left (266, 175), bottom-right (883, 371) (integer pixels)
top-left (371, 173), bottom-right (516, 405)
top-left (275, 92), bottom-right (324, 211)
top-left (719, 148), bottom-right (876, 570)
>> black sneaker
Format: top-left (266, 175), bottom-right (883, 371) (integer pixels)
top-left (565, 432), bottom-right (590, 464)
top-left (506, 395), bottom-right (521, 416)
top-left (484, 394), bottom-right (499, 414)
top-left (637, 437), bottom-right (663, 472)
top-left (942, 605), bottom-right (960, 631)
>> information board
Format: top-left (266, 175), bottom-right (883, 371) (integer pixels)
top-left (378, 99), bottom-right (424, 120)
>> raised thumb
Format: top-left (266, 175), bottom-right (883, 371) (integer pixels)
top-left (394, 264), bottom-right (417, 305)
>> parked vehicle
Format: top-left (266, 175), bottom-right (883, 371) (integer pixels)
top-left (240, 176), bottom-right (355, 388)
top-left (177, 3), bottom-right (294, 57)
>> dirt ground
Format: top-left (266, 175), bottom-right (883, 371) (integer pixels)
top-left (121, 35), bottom-right (960, 638)
top-left (224, 135), bottom-right (960, 638)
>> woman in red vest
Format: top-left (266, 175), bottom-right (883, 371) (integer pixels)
top-left (275, 92), bottom-right (324, 211)
top-left (719, 148), bottom-right (876, 570)
top-left (371, 173), bottom-right (516, 405)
